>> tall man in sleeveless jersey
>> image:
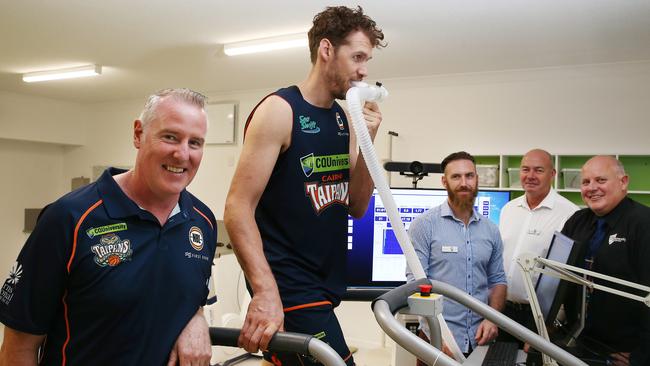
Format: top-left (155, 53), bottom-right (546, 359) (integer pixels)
top-left (224, 6), bottom-right (386, 366)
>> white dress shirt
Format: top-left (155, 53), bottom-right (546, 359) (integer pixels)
top-left (499, 189), bottom-right (579, 303)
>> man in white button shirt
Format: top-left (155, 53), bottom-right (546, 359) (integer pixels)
top-left (498, 149), bottom-right (578, 341)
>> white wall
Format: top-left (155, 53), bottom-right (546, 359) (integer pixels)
top-left (0, 89), bottom-right (89, 273)
top-left (2, 60), bottom-right (650, 350)
top-left (0, 138), bottom-right (66, 344)
top-left (0, 89), bottom-right (87, 279)
top-left (380, 61), bottom-right (650, 188)
top-left (0, 91), bottom-right (87, 145)
top-left (62, 99), bottom-right (142, 181)
top-left (0, 138), bottom-right (67, 287)
top-left (0, 90), bottom-right (86, 342)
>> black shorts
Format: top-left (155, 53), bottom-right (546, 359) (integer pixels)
top-left (263, 302), bottom-right (354, 366)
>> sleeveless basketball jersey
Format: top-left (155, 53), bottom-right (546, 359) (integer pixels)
top-left (245, 85), bottom-right (351, 308)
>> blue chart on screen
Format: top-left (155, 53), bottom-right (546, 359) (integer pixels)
top-left (383, 229), bottom-right (401, 254)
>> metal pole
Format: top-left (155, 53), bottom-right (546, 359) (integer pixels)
top-left (387, 131), bottom-right (398, 187)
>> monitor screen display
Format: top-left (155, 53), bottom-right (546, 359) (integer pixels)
top-left (535, 231), bottom-right (576, 324)
top-left (345, 188), bottom-right (511, 289)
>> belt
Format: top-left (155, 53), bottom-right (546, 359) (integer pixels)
top-left (506, 301), bottom-right (529, 311)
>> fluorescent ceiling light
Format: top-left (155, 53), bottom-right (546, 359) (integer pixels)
top-left (22, 65), bottom-right (102, 83)
top-left (224, 33), bottom-right (308, 56)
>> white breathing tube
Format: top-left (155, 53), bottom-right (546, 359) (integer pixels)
top-left (346, 82), bottom-right (426, 280)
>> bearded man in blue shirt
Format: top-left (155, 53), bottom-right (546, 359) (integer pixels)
top-left (407, 151), bottom-right (507, 362)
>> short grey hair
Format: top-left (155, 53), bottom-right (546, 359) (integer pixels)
top-left (139, 88), bottom-right (207, 128)
top-left (613, 158), bottom-right (627, 176)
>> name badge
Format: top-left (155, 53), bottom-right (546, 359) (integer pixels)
top-left (442, 246), bottom-right (458, 253)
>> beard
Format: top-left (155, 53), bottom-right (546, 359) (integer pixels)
top-left (447, 186), bottom-right (478, 212)
top-left (330, 70), bottom-right (348, 100)
top-left (325, 60), bottom-right (351, 100)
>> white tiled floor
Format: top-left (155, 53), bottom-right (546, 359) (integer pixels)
top-left (352, 346), bottom-right (392, 366)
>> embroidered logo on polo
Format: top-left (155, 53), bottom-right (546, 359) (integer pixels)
top-left (0, 262), bottom-right (22, 306)
top-left (299, 115), bottom-right (320, 134)
top-left (608, 233), bottom-right (626, 245)
top-left (6, 262), bottom-right (22, 286)
top-left (91, 233), bottom-right (133, 267)
top-left (189, 226), bottom-right (204, 251)
top-left (299, 153), bottom-right (350, 178)
top-left (86, 222), bottom-right (128, 238)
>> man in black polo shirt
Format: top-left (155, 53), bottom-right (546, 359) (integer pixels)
top-left (561, 155), bottom-right (649, 366)
top-left (0, 89), bottom-right (216, 365)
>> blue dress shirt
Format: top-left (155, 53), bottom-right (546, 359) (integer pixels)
top-left (406, 200), bottom-right (507, 353)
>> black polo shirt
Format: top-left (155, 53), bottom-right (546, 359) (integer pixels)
top-left (561, 197), bottom-right (649, 365)
top-left (0, 168), bottom-right (217, 365)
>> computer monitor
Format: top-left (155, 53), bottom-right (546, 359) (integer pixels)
top-left (532, 232), bottom-right (614, 362)
top-left (345, 188), bottom-right (511, 290)
top-left (534, 231), bottom-right (579, 326)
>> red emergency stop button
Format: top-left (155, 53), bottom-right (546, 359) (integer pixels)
top-left (418, 284), bottom-right (432, 297)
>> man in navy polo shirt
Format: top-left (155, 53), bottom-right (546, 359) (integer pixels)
top-left (0, 89), bottom-right (217, 365)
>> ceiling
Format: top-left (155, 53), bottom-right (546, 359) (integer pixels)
top-left (1, 0), bottom-right (650, 103)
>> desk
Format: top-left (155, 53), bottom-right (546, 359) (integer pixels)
top-left (464, 345), bottom-right (527, 366)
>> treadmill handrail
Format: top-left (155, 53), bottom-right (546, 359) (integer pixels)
top-left (209, 327), bottom-right (346, 366)
top-left (372, 280), bottom-right (588, 366)
top-left (374, 300), bottom-right (461, 366)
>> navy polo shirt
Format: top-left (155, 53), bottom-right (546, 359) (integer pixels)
top-left (0, 168), bottom-right (217, 365)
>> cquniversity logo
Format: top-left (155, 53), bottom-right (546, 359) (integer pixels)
top-left (86, 222), bottom-right (128, 238)
top-left (300, 153), bottom-right (315, 177)
top-left (299, 153), bottom-right (350, 178)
